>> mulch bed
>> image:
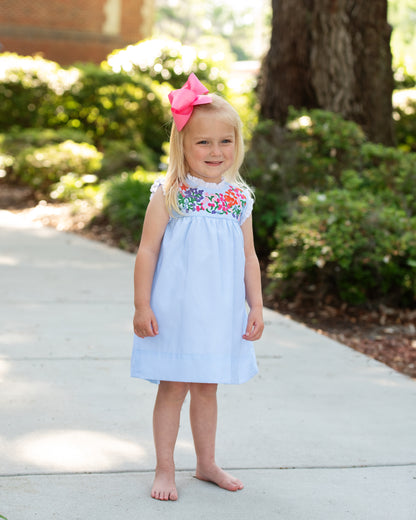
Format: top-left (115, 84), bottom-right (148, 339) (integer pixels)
top-left (2, 180), bottom-right (415, 380)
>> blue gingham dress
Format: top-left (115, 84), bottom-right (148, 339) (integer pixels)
top-left (131, 174), bottom-right (258, 384)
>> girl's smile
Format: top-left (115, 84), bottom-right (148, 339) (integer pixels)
top-left (183, 111), bottom-right (236, 184)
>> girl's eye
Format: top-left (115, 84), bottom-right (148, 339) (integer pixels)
top-left (222, 139), bottom-right (233, 144)
top-left (197, 140), bottom-right (208, 145)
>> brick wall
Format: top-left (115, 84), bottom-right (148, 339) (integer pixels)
top-left (0, 0), bottom-right (153, 65)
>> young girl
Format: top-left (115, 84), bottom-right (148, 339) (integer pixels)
top-left (131, 73), bottom-right (264, 501)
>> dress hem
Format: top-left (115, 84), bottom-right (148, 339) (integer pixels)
top-left (130, 367), bottom-right (258, 386)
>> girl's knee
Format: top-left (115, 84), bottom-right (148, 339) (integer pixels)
top-left (190, 383), bottom-right (218, 399)
top-left (158, 381), bottom-right (189, 401)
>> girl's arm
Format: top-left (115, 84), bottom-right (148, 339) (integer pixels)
top-left (133, 186), bottom-right (170, 338)
top-left (241, 215), bottom-right (264, 341)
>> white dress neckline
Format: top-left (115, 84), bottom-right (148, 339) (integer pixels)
top-left (186, 173), bottom-right (227, 190)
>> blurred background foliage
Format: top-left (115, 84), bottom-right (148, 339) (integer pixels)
top-left (388, 0), bottom-right (416, 85)
top-left (152, 0), bottom-right (270, 62)
top-left (0, 0), bottom-right (415, 307)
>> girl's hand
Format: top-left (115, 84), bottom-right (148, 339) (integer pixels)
top-left (133, 305), bottom-right (159, 338)
top-left (243, 307), bottom-right (264, 341)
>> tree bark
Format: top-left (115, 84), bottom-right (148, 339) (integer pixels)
top-left (260, 0), bottom-right (394, 145)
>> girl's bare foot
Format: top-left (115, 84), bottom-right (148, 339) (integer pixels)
top-left (151, 467), bottom-right (178, 501)
top-left (195, 463), bottom-right (244, 491)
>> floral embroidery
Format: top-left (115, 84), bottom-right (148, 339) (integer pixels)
top-left (177, 183), bottom-right (247, 220)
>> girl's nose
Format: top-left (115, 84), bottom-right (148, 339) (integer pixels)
top-left (210, 144), bottom-right (221, 156)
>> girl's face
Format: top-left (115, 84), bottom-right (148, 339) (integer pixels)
top-left (183, 110), bottom-right (236, 184)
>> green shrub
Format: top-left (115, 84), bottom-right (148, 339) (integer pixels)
top-left (393, 67), bottom-right (416, 90)
top-left (100, 170), bottom-right (159, 244)
top-left (49, 64), bottom-right (169, 155)
top-left (233, 88), bottom-right (260, 143)
top-left (0, 153), bottom-right (13, 177)
top-left (99, 139), bottom-right (158, 178)
top-left (267, 188), bottom-right (416, 305)
top-left (106, 38), bottom-right (229, 94)
top-left (359, 142), bottom-right (416, 216)
top-left (244, 121), bottom-right (291, 257)
top-left (393, 89), bottom-right (416, 153)
top-left (50, 172), bottom-right (100, 202)
top-left (246, 108), bottom-right (416, 306)
top-left (0, 53), bottom-right (79, 130)
top-left (245, 109), bottom-right (366, 257)
top-left (0, 55), bottom-right (168, 168)
top-left (0, 128), bottom-right (92, 157)
top-left (14, 140), bottom-right (102, 193)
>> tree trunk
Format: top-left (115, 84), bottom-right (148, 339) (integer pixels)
top-left (260, 0), bottom-right (394, 145)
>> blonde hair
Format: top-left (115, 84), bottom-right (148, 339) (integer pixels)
top-left (164, 94), bottom-right (249, 214)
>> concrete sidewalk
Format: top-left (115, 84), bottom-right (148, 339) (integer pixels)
top-left (0, 208), bottom-right (415, 520)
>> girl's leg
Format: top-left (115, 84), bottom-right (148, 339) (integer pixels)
top-left (189, 383), bottom-right (244, 491)
top-left (152, 381), bottom-right (189, 501)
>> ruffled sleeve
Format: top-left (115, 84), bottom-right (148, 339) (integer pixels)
top-left (149, 177), bottom-right (166, 200)
top-left (239, 189), bottom-right (254, 225)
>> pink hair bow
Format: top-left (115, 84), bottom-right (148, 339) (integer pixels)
top-left (168, 73), bottom-right (212, 131)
